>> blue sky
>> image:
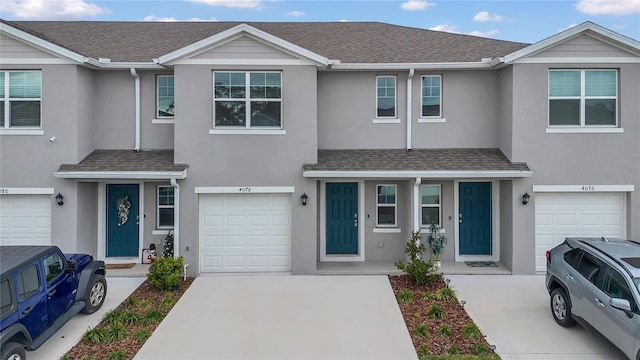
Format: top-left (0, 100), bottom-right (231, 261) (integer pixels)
top-left (1, 0), bottom-right (639, 43)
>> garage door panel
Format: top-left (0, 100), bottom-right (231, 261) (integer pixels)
top-left (0, 195), bottom-right (51, 246)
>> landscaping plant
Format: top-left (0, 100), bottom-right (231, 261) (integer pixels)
top-left (146, 255), bottom-right (184, 291)
top-left (395, 230), bottom-right (442, 285)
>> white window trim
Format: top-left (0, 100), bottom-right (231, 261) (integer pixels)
top-left (420, 75), bottom-right (443, 119)
top-left (1, 70), bottom-right (42, 131)
top-left (420, 184), bottom-right (442, 227)
top-left (372, 118), bottom-right (401, 124)
top-left (157, 185), bottom-right (174, 230)
top-left (156, 75), bottom-right (175, 121)
top-left (545, 127), bottom-right (623, 134)
top-left (376, 184), bottom-right (397, 227)
top-left (375, 75), bottom-right (397, 119)
top-left (548, 69), bottom-right (618, 128)
top-left (373, 228), bottom-right (402, 233)
top-left (213, 71), bottom-right (283, 130)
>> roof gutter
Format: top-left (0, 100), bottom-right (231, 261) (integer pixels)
top-left (330, 60), bottom-right (497, 71)
top-left (130, 68), bottom-right (141, 151)
top-left (303, 170), bottom-right (533, 179)
top-left (406, 68), bottom-right (414, 150)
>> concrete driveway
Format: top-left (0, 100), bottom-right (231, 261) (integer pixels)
top-left (449, 275), bottom-right (626, 360)
top-left (134, 275), bottom-right (417, 360)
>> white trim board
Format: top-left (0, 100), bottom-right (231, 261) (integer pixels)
top-left (0, 187), bottom-right (54, 195)
top-left (54, 171), bottom-right (187, 180)
top-left (532, 185), bottom-right (634, 192)
top-left (195, 186), bottom-right (295, 194)
top-left (304, 170), bottom-right (533, 179)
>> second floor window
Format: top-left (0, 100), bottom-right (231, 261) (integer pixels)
top-left (214, 71), bottom-right (282, 128)
top-left (421, 75), bottom-right (441, 118)
top-left (376, 76), bottom-right (396, 118)
top-left (377, 184), bottom-right (397, 227)
top-left (549, 69), bottom-right (617, 127)
top-left (157, 75), bottom-right (174, 118)
top-left (0, 71), bottom-right (42, 128)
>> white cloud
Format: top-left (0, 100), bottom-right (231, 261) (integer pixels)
top-left (557, 23), bottom-right (578, 32)
top-left (401, 0), bottom-right (435, 11)
top-left (185, 0), bottom-right (263, 9)
top-left (473, 11), bottom-right (505, 22)
top-left (575, 0), bottom-right (640, 15)
top-left (186, 17), bottom-right (219, 21)
top-left (143, 15), bottom-right (178, 22)
top-left (469, 29), bottom-right (499, 38)
top-left (1, 0), bottom-right (109, 19)
top-left (285, 10), bottom-right (304, 17)
top-left (339, 19), bottom-right (349, 22)
top-left (429, 23), bottom-right (460, 33)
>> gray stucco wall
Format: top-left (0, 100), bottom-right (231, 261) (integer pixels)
top-left (499, 180), bottom-right (514, 271)
top-left (76, 67), bottom-right (95, 160)
top-left (76, 182), bottom-right (97, 255)
top-left (139, 71), bottom-right (174, 150)
top-left (93, 71), bottom-right (135, 149)
top-left (497, 67), bottom-right (513, 160)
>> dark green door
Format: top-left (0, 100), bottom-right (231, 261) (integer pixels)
top-left (326, 182), bottom-right (358, 254)
top-left (459, 182), bottom-right (492, 255)
top-left (107, 184), bottom-right (139, 257)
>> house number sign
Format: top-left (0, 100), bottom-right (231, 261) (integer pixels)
top-left (581, 186), bottom-right (596, 191)
top-left (238, 187), bottom-right (252, 193)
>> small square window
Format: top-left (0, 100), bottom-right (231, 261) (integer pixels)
top-left (377, 185), bottom-right (397, 227)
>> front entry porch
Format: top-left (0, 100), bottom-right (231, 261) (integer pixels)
top-left (316, 260), bottom-right (511, 275)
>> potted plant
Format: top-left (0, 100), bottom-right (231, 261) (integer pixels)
top-left (427, 224), bottom-right (447, 266)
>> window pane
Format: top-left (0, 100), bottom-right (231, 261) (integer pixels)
top-left (44, 253), bottom-right (63, 282)
top-left (10, 101), bottom-right (40, 127)
top-left (422, 76), bottom-right (441, 117)
top-left (1, 279), bottom-right (11, 315)
top-left (549, 71), bottom-right (580, 96)
top-left (549, 99), bottom-right (580, 125)
top-left (250, 101), bottom-right (281, 127)
top-left (422, 207), bottom-right (440, 226)
top-left (0, 102), bottom-right (4, 127)
top-left (18, 265), bottom-right (40, 300)
top-left (585, 99), bottom-right (615, 125)
top-left (214, 72), bottom-right (245, 99)
top-left (377, 185), bottom-right (396, 204)
top-left (9, 72), bottom-right (41, 98)
top-left (0, 72), bottom-right (4, 98)
top-left (377, 76), bottom-right (395, 117)
top-left (250, 73), bottom-right (281, 99)
top-left (585, 70), bottom-right (616, 96)
top-left (157, 76), bottom-right (174, 117)
top-left (215, 101), bottom-right (246, 126)
top-left (158, 187), bottom-right (174, 205)
top-left (378, 206), bottom-right (395, 225)
top-left (421, 185), bottom-right (440, 205)
top-left (159, 208), bottom-right (174, 227)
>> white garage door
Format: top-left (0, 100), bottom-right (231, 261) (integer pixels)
top-left (0, 195), bottom-right (51, 245)
top-left (200, 194), bottom-right (291, 272)
top-left (535, 192), bottom-right (625, 271)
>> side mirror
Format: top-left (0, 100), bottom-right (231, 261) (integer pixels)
top-left (610, 298), bottom-right (633, 318)
top-left (66, 259), bottom-right (78, 272)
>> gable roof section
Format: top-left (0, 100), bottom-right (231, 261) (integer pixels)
top-left (503, 21), bottom-right (640, 64)
top-left (303, 149), bottom-right (532, 178)
top-left (158, 23), bottom-right (329, 65)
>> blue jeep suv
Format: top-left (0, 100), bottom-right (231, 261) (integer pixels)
top-left (0, 246), bottom-right (106, 360)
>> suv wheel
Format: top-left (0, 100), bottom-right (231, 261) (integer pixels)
top-left (550, 288), bottom-right (576, 327)
top-left (1, 342), bottom-right (26, 360)
top-left (81, 274), bottom-right (107, 314)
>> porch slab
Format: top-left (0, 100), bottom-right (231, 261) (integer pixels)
top-left (317, 261), bottom-right (511, 275)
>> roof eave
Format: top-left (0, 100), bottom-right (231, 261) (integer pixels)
top-left (53, 170), bottom-right (187, 180)
top-left (329, 61), bottom-right (497, 71)
top-left (0, 22), bottom-right (88, 64)
top-left (303, 170), bottom-right (533, 178)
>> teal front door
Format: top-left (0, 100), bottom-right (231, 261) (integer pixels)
top-left (326, 182), bottom-right (358, 254)
top-left (459, 182), bottom-right (492, 255)
top-left (106, 184), bottom-right (139, 257)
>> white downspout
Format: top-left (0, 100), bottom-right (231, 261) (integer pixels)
top-left (406, 68), bottom-right (415, 150)
top-left (170, 178), bottom-right (180, 258)
top-left (130, 68), bottom-right (141, 151)
top-left (413, 177), bottom-right (421, 234)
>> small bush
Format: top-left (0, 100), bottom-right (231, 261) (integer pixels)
top-left (141, 309), bottom-right (163, 325)
top-left (106, 349), bottom-right (126, 360)
top-left (133, 328), bottom-right (152, 342)
top-left (396, 289), bottom-right (414, 303)
top-left (448, 346), bottom-right (460, 355)
top-left (414, 323), bottom-right (430, 337)
top-left (435, 287), bottom-right (457, 302)
top-left (438, 324), bottom-right (453, 337)
top-left (160, 296), bottom-right (178, 308)
top-left (474, 343), bottom-right (488, 355)
top-left (102, 308), bottom-right (124, 325)
top-left (125, 296), bottom-right (138, 308)
top-left (461, 323), bottom-right (482, 339)
top-left (395, 231), bottom-right (443, 285)
top-left (426, 304), bottom-right (444, 319)
top-left (104, 323), bottom-right (127, 343)
top-left (147, 256), bottom-right (184, 291)
top-left (420, 292), bottom-right (434, 301)
top-left (417, 345), bottom-right (430, 357)
top-left (121, 309), bottom-right (141, 325)
top-left (82, 326), bottom-right (106, 344)
top-left (138, 299), bottom-right (151, 308)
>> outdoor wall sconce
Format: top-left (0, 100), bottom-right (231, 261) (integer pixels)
top-left (522, 192), bottom-right (530, 205)
top-left (300, 193), bottom-right (308, 206)
top-left (55, 192), bottom-right (64, 206)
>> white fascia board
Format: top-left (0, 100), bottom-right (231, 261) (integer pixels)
top-left (94, 62), bottom-right (167, 70)
top-left (329, 61), bottom-right (493, 71)
top-left (158, 23), bottom-right (329, 66)
top-left (512, 57), bottom-right (640, 64)
top-left (0, 187), bottom-right (54, 195)
top-left (0, 23), bottom-right (88, 64)
top-left (532, 185), bottom-right (634, 192)
top-left (195, 186), bottom-right (295, 194)
top-left (53, 171), bottom-right (187, 180)
top-left (503, 21), bottom-right (640, 64)
top-left (303, 170), bottom-right (533, 179)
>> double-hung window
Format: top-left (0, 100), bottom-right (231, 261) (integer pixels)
top-left (376, 76), bottom-right (396, 118)
top-left (421, 185), bottom-right (441, 226)
top-left (549, 69), bottom-right (617, 127)
top-left (157, 186), bottom-right (174, 229)
top-left (214, 71), bottom-right (282, 128)
top-left (421, 75), bottom-right (441, 118)
top-left (0, 71), bottom-right (42, 128)
top-left (377, 185), bottom-right (397, 227)
top-left (157, 75), bottom-right (174, 118)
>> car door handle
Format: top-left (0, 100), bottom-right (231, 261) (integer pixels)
top-left (48, 289), bottom-right (56, 297)
top-left (22, 307), bottom-right (32, 315)
top-left (595, 298), bottom-right (605, 308)
top-left (565, 273), bottom-right (574, 281)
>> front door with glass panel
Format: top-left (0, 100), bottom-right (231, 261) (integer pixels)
top-left (326, 183), bottom-right (358, 254)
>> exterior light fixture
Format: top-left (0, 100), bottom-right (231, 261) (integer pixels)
top-left (300, 193), bottom-right (308, 206)
top-left (55, 192), bottom-right (64, 206)
top-left (522, 192), bottom-right (531, 205)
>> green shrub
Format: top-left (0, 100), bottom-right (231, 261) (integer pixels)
top-left (435, 287), bottom-right (457, 302)
top-left (141, 309), bottom-right (163, 325)
top-left (461, 323), bottom-right (482, 339)
top-left (102, 308), bottom-right (124, 325)
top-left (438, 324), bottom-right (453, 337)
top-left (448, 346), bottom-right (460, 355)
top-left (138, 299), bottom-right (151, 309)
top-left (420, 292), bottom-right (434, 301)
top-left (104, 323), bottom-right (127, 343)
top-left (82, 326), bottom-right (106, 344)
top-left (414, 323), bottom-right (430, 337)
top-left (427, 224), bottom-right (447, 261)
top-left (133, 328), bottom-right (152, 342)
top-left (395, 231), bottom-right (443, 285)
top-left (160, 295), bottom-right (178, 308)
top-left (417, 345), bottom-right (430, 357)
top-left (427, 304), bottom-right (444, 319)
top-left (106, 349), bottom-right (126, 360)
top-left (121, 309), bottom-right (141, 325)
top-left (473, 343), bottom-right (488, 355)
top-left (147, 256), bottom-right (184, 291)
top-left (396, 289), bottom-right (414, 303)
top-left (125, 296), bottom-right (137, 308)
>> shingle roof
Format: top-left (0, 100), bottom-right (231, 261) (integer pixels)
top-left (303, 148), bottom-right (530, 172)
top-left (4, 21), bottom-right (529, 63)
top-left (57, 150), bottom-right (187, 172)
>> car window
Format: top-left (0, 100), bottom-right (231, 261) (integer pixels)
top-left (17, 265), bottom-right (40, 301)
top-left (603, 269), bottom-right (639, 314)
top-left (563, 248), bottom-right (582, 268)
top-left (575, 251), bottom-right (603, 283)
top-left (1, 279), bottom-right (13, 316)
top-left (44, 252), bottom-right (64, 282)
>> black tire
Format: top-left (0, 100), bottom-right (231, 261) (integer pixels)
top-left (1, 342), bottom-right (26, 360)
top-left (550, 287), bottom-right (576, 327)
top-left (81, 274), bottom-right (107, 314)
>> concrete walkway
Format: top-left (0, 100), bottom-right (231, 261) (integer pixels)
top-left (134, 275), bottom-right (417, 360)
top-left (449, 275), bottom-right (625, 360)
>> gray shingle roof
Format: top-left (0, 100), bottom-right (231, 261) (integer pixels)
top-left (4, 21), bottom-right (529, 63)
top-left (57, 150), bottom-right (187, 172)
top-left (303, 148), bottom-right (530, 172)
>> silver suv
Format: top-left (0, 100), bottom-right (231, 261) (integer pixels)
top-left (546, 237), bottom-right (640, 360)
